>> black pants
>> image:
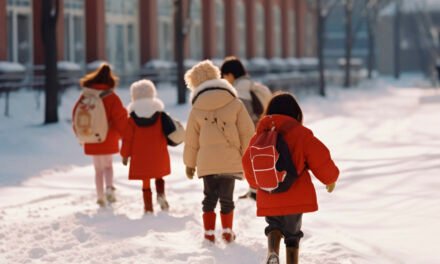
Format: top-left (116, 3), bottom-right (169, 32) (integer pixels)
top-left (202, 175), bottom-right (235, 214)
top-left (265, 214), bottom-right (304, 248)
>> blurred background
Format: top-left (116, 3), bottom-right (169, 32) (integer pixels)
top-left (1, 0), bottom-right (439, 120)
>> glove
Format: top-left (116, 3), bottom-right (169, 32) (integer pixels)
top-left (186, 167), bottom-right (195, 179)
top-left (326, 182), bottom-right (336, 193)
top-left (122, 157), bottom-right (129, 166)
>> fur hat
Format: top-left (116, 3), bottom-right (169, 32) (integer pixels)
top-left (184, 60), bottom-right (221, 90)
top-left (130, 79), bottom-right (157, 101)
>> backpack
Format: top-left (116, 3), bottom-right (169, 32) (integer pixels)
top-left (248, 122), bottom-right (299, 193)
top-left (249, 82), bottom-right (272, 117)
top-left (160, 112), bottom-right (185, 147)
top-left (73, 88), bottom-right (112, 144)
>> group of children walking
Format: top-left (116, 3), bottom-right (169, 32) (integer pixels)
top-left (72, 57), bottom-right (339, 264)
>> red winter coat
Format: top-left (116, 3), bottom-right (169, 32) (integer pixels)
top-left (72, 84), bottom-right (128, 155)
top-left (120, 98), bottom-right (172, 180)
top-left (242, 114), bottom-right (339, 216)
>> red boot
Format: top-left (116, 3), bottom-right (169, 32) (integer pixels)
top-left (221, 211), bottom-right (236, 243)
top-left (142, 189), bottom-right (153, 213)
top-left (203, 211), bottom-right (216, 242)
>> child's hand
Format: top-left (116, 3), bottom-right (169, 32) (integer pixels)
top-left (186, 167), bottom-right (195, 179)
top-left (326, 182), bottom-right (336, 193)
top-left (122, 157), bottom-right (129, 166)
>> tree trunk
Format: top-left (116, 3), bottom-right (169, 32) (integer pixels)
top-left (317, 0), bottom-right (326, 97)
top-left (394, 0), bottom-right (401, 79)
top-left (344, 0), bottom-right (353, 88)
top-left (174, 0), bottom-right (186, 104)
top-left (367, 17), bottom-right (375, 79)
top-left (42, 0), bottom-right (59, 124)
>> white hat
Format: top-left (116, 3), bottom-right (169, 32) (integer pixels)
top-left (184, 60), bottom-right (221, 90)
top-left (130, 79), bottom-right (157, 101)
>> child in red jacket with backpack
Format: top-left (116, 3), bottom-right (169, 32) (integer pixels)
top-left (72, 64), bottom-right (128, 207)
top-left (242, 92), bottom-right (339, 264)
top-left (121, 79), bottom-right (183, 213)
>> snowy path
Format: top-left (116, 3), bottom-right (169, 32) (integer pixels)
top-left (1, 80), bottom-right (440, 263)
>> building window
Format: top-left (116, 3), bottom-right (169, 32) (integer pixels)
top-left (158, 0), bottom-right (173, 61)
top-left (237, 0), bottom-right (245, 59)
top-left (190, 0), bottom-right (202, 60)
top-left (105, 0), bottom-right (139, 74)
top-left (256, 3), bottom-right (265, 58)
top-left (6, 0), bottom-right (32, 65)
top-left (273, 5), bottom-right (281, 57)
top-left (215, 0), bottom-right (225, 58)
top-left (64, 0), bottom-right (85, 65)
top-left (289, 10), bottom-right (296, 57)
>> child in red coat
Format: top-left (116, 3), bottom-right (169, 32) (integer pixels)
top-left (121, 80), bottom-right (178, 213)
top-left (72, 64), bottom-right (128, 207)
top-left (242, 92), bottom-right (339, 264)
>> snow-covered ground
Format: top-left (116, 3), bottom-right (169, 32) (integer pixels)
top-left (0, 77), bottom-right (439, 264)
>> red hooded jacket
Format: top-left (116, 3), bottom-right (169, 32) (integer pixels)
top-left (72, 84), bottom-right (128, 155)
top-left (242, 114), bottom-right (339, 216)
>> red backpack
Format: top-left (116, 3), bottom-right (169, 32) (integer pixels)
top-left (248, 121), bottom-right (299, 193)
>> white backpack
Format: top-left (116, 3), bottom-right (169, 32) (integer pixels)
top-left (73, 88), bottom-right (112, 144)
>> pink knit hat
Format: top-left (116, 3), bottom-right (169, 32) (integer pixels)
top-left (130, 79), bottom-right (157, 101)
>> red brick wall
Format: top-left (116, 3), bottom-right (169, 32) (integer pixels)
top-left (224, 0), bottom-right (237, 57)
top-left (140, 0), bottom-right (158, 65)
top-left (85, 0), bottom-right (106, 63)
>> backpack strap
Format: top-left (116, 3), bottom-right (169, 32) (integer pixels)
top-left (192, 87), bottom-right (236, 105)
top-left (99, 89), bottom-right (113, 98)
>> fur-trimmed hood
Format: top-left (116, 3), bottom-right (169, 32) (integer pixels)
top-left (127, 98), bottom-right (164, 118)
top-left (190, 79), bottom-right (238, 111)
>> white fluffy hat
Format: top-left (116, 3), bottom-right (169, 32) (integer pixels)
top-left (184, 60), bottom-right (221, 90)
top-left (130, 79), bottom-right (157, 101)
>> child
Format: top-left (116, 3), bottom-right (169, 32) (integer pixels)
top-left (241, 92), bottom-right (339, 264)
top-left (220, 56), bottom-right (273, 200)
top-left (121, 79), bottom-right (179, 213)
top-left (72, 64), bottom-right (127, 207)
top-left (183, 60), bottom-right (255, 243)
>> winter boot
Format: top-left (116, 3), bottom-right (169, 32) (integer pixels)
top-left (220, 211), bottom-right (236, 243)
top-left (286, 247), bottom-right (299, 264)
top-left (202, 211), bottom-right (216, 243)
top-left (155, 178), bottom-right (169, 211)
top-left (96, 198), bottom-right (106, 207)
top-left (142, 188), bottom-right (153, 213)
top-left (266, 230), bottom-right (283, 264)
top-left (106, 186), bottom-right (116, 203)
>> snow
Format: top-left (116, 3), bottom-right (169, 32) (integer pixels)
top-left (0, 61), bottom-right (26, 73)
top-left (1, 76), bottom-right (440, 263)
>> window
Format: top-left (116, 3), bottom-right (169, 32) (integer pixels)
top-left (237, 1), bottom-right (246, 58)
top-left (256, 3), bottom-right (265, 57)
top-left (105, 0), bottom-right (139, 74)
top-left (64, 0), bottom-right (85, 65)
top-left (190, 0), bottom-right (202, 60)
top-left (6, 0), bottom-right (32, 65)
top-left (273, 5), bottom-right (281, 57)
top-left (289, 10), bottom-right (296, 57)
top-left (158, 0), bottom-right (174, 61)
top-left (215, 0), bottom-right (225, 58)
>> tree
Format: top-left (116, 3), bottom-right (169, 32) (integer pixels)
top-left (42, 0), bottom-right (60, 124)
top-left (307, 0), bottom-right (338, 97)
top-left (344, 0), bottom-right (353, 87)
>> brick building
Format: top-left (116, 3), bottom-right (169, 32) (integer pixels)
top-left (0, 0), bottom-right (316, 75)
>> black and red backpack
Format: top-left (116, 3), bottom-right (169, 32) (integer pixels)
top-left (247, 121), bottom-right (300, 193)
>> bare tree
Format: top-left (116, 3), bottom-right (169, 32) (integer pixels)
top-left (307, 0), bottom-right (338, 97)
top-left (174, 0), bottom-right (186, 104)
top-left (42, 0), bottom-right (59, 124)
top-left (344, 0), bottom-right (353, 87)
